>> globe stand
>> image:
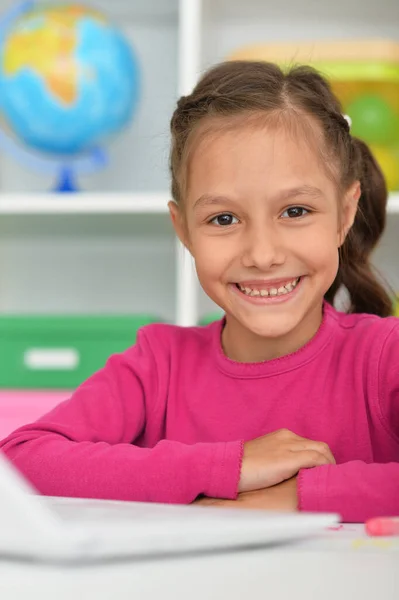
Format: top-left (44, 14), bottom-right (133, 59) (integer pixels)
top-left (55, 166), bottom-right (78, 193)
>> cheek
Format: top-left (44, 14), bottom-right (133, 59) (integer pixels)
top-left (190, 234), bottom-right (232, 283)
top-left (299, 228), bottom-right (339, 275)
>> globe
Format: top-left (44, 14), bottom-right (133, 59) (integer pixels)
top-left (0, 1), bottom-right (140, 190)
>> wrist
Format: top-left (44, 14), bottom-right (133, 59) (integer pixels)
top-left (283, 476), bottom-right (299, 511)
top-left (204, 440), bottom-right (244, 500)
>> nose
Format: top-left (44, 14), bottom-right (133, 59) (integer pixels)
top-left (241, 222), bottom-right (286, 270)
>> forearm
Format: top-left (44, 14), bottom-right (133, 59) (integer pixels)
top-left (298, 461), bottom-right (399, 522)
top-left (1, 433), bottom-right (243, 504)
top-left (193, 477), bottom-right (298, 510)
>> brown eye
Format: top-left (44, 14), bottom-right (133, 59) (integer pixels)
top-left (210, 214), bottom-right (239, 226)
top-left (282, 207), bottom-right (310, 218)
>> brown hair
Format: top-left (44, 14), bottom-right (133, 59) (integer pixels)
top-left (170, 60), bottom-right (394, 317)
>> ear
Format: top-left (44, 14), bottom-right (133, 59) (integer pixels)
top-left (338, 181), bottom-right (361, 247)
top-left (168, 201), bottom-right (191, 252)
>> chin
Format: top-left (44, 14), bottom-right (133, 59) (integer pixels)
top-left (228, 310), bottom-right (301, 339)
top-left (246, 318), bottom-right (300, 339)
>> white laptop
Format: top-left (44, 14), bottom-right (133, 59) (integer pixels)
top-left (0, 452), bottom-right (339, 563)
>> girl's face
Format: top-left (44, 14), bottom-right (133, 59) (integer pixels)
top-left (169, 121), bottom-right (360, 361)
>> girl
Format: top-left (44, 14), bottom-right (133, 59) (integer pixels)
top-left (1, 61), bottom-right (398, 523)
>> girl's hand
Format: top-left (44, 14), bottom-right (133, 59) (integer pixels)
top-left (194, 477), bottom-right (298, 511)
top-left (238, 429), bottom-right (335, 493)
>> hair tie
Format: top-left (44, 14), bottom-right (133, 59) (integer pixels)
top-left (343, 114), bottom-right (352, 129)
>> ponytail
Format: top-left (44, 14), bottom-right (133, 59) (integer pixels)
top-left (325, 138), bottom-right (394, 317)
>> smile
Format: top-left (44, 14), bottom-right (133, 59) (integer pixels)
top-left (230, 276), bottom-right (306, 306)
top-left (235, 277), bottom-right (301, 298)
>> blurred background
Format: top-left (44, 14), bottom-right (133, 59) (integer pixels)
top-left (0, 0), bottom-right (398, 434)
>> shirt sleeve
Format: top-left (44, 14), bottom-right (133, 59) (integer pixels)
top-left (0, 328), bottom-right (243, 504)
top-left (297, 319), bottom-right (399, 523)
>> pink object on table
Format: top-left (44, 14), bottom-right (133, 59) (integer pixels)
top-left (0, 390), bottom-right (70, 439)
top-left (365, 517), bottom-right (399, 537)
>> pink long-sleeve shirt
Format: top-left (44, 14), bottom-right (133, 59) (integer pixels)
top-left (1, 302), bottom-right (398, 522)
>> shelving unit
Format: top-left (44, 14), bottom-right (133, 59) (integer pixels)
top-left (0, 192), bottom-right (398, 215)
top-left (1, 0), bottom-right (398, 327)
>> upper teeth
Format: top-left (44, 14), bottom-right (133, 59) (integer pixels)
top-left (238, 278), bottom-right (300, 297)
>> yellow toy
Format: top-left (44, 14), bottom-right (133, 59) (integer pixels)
top-left (228, 39), bottom-right (399, 190)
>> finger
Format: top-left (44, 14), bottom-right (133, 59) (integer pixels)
top-left (292, 441), bottom-right (336, 464)
top-left (292, 449), bottom-right (334, 470)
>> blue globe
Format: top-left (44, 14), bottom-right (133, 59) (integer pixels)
top-left (0, 3), bottom-right (140, 157)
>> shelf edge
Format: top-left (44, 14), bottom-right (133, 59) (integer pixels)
top-left (0, 192), bottom-right (398, 215)
top-left (0, 193), bottom-right (170, 214)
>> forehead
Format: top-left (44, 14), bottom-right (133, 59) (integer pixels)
top-left (185, 116), bottom-right (336, 203)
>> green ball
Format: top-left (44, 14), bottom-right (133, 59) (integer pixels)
top-left (346, 94), bottom-right (399, 145)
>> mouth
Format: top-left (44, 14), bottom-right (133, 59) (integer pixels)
top-left (233, 276), bottom-right (304, 303)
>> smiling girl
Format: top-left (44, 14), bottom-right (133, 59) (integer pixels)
top-left (1, 61), bottom-right (398, 522)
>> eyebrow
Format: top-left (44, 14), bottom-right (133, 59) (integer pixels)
top-left (193, 186), bottom-right (325, 210)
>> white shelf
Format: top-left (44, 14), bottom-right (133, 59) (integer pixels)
top-left (0, 193), bottom-right (170, 215)
top-left (0, 192), bottom-right (398, 215)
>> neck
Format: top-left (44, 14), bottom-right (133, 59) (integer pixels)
top-left (221, 303), bottom-right (324, 363)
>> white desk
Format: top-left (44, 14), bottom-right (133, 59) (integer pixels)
top-left (0, 526), bottom-right (397, 600)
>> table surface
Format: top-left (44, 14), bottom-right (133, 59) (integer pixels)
top-left (0, 524), bottom-right (397, 600)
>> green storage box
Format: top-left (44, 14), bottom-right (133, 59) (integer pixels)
top-left (0, 315), bottom-right (160, 389)
top-left (199, 312), bottom-right (224, 326)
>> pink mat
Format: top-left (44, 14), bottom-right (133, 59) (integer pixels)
top-left (0, 390), bottom-right (71, 439)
